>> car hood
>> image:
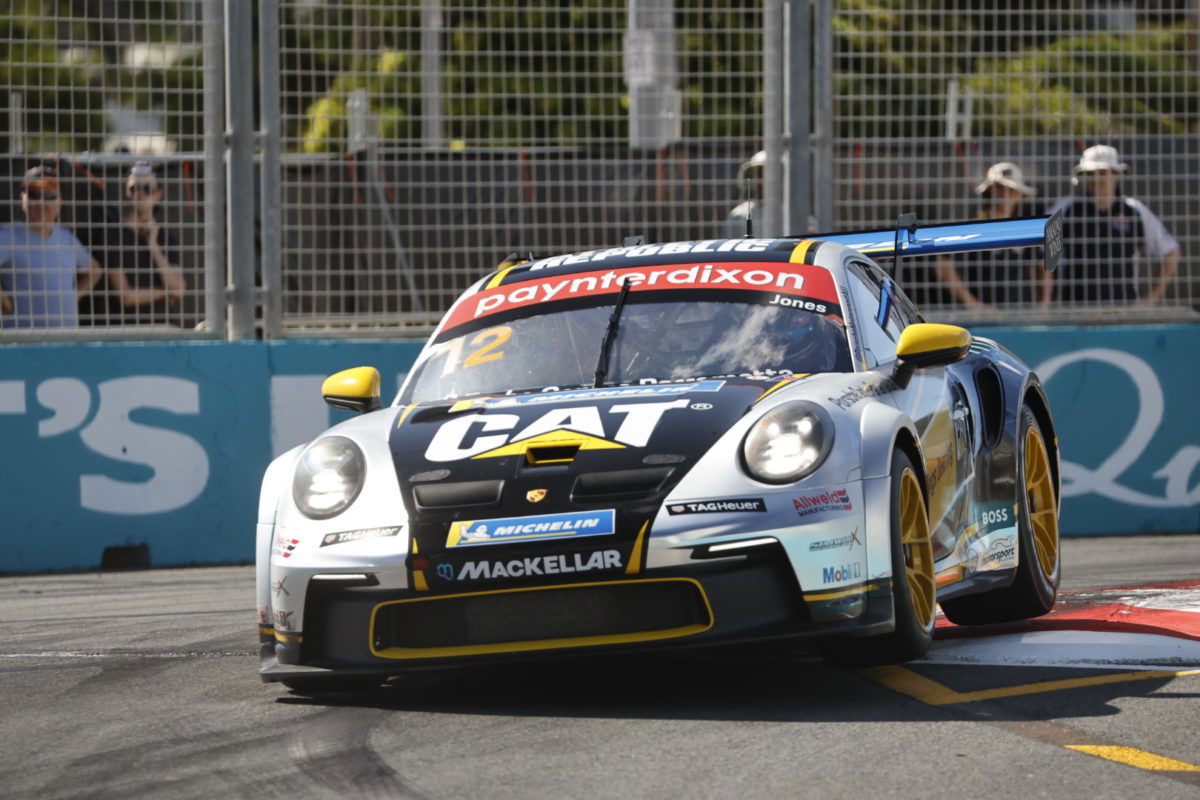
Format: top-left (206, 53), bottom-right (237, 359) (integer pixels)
top-left (388, 379), bottom-right (799, 579)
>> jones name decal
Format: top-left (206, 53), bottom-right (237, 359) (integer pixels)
top-left (668, 498), bottom-right (766, 515)
top-left (447, 549), bottom-right (623, 581)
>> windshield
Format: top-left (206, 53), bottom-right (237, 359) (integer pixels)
top-left (404, 295), bottom-right (851, 404)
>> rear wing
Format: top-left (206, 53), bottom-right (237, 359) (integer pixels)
top-left (811, 213), bottom-right (1062, 273)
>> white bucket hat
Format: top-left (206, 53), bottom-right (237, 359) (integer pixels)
top-left (1073, 145), bottom-right (1128, 176)
top-left (976, 161), bottom-right (1036, 196)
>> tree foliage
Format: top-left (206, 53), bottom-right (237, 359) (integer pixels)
top-left (833, 0), bottom-right (1197, 139)
top-left (1, 0), bottom-right (204, 154)
top-left (3, 0), bottom-right (1196, 155)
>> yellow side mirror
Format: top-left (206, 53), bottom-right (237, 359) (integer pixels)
top-left (895, 323), bottom-right (971, 368)
top-left (322, 366), bottom-right (383, 413)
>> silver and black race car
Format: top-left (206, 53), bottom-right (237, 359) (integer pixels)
top-left (256, 216), bottom-right (1063, 692)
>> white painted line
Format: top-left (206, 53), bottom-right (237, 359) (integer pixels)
top-left (921, 629), bottom-right (1200, 670)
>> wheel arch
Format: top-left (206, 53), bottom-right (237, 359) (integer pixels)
top-left (256, 444), bottom-right (305, 626)
top-left (859, 402), bottom-right (928, 504)
top-left (1021, 380), bottom-right (1060, 505)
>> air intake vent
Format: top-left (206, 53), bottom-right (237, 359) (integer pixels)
top-left (571, 467), bottom-right (674, 501)
top-left (526, 443), bottom-right (581, 465)
top-left (413, 479), bottom-right (504, 510)
top-left (372, 579), bottom-right (710, 657)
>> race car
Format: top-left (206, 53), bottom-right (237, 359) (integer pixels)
top-left (256, 215), bottom-right (1063, 692)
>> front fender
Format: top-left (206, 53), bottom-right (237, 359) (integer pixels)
top-left (255, 445), bottom-right (304, 629)
top-left (859, 402), bottom-right (922, 482)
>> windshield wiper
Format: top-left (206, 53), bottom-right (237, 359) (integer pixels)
top-left (592, 279), bottom-right (634, 387)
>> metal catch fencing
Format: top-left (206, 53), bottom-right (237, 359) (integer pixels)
top-left (1, 1), bottom-right (1197, 341)
top-left (823, 1), bottom-right (1199, 323)
top-left (267, 0), bottom-right (766, 335)
top-left (1, 2), bottom-right (224, 339)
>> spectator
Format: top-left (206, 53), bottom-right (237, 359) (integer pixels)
top-left (80, 162), bottom-right (185, 326)
top-left (1049, 145), bottom-right (1179, 305)
top-left (935, 162), bottom-right (1049, 310)
top-left (0, 166), bottom-right (104, 329)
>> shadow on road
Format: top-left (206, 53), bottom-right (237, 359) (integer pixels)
top-left (274, 651), bottom-right (1185, 724)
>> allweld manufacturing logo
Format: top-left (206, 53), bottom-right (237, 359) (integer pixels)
top-left (793, 488), bottom-right (852, 517)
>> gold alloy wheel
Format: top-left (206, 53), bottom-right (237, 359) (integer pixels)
top-left (899, 467), bottom-right (935, 630)
top-left (1024, 425), bottom-right (1060, 581)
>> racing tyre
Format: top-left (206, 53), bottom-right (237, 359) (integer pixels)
top-left (822, 448), bottom-right (935, 666)
top-left (941, 405), bottom-right (1060, 625)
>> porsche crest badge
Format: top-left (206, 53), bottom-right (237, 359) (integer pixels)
top-left (526, 488), bottom-right (548, 503)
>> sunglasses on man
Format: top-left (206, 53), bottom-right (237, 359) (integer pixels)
top-left (25, 189), bottom-right (60, 201)
top-left (129, 184), bottom-right (160, 195)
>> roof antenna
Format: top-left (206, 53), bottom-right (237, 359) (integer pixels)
top-left (891, 212), bottom-right (918, 283)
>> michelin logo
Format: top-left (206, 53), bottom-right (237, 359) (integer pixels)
top-left (455, 550), bottom-right (623, 580)
top-left (448, 509), bottom-right (616, 548)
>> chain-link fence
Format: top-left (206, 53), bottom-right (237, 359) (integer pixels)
top-left (1, 1), bottom-right (223, 339)
top-left (2, 1), bottom-right (1197, 341)
top-left (826, 1), bottom-right (1199, 323)
top-left (268, 1), bottom-right (765, 334)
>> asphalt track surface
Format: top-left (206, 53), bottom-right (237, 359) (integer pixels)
top-left (2, 535), bottom-right (1199, 800)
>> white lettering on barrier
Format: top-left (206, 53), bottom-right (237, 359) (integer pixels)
top-left (0, 381), bottom-right (26, 414)
top-left (1036, 348), bottom-right (1200, 508)
top-left (77, 377), bottom-right (210, 515)
top-left (36, 378), bottom-right (91, 437)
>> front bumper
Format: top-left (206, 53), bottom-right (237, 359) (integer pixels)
top-left (259, 543), bottom-right (895, 682)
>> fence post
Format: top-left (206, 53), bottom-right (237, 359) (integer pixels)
top-left (225, 0), bottom-right (258, 340)
top-left (786, 0), bottom-right (812, 236)
top-left (812, 0), bottom-right (834, 230)
top-left (421, 0), bottom-right (445, 149)
top-left (259, 0), bottom-right (282, 340)
top-left (203, 0), bottom-right (227, 340)
top-left (763, 0), bottom-right (785, 239)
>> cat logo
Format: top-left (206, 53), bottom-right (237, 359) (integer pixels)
top-left (526, 488), bottom-right (548, 503)
top-left (424, 399), bottom-right (690, 462)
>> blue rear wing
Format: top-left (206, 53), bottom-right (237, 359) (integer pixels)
top-left (812, 213), bottom-right (1062, 273)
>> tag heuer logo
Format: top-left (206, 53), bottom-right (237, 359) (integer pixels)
top-left (526, 488), bottom-right (548, 503)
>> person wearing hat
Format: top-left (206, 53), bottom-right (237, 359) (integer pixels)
top-left (1048, 145), bottom-right (1179, 305)
top-left (80, 161), bottom-right (185, 326)
top-left (0, 165), bottom-right (104, 329)
top-left (935, 161), bottom-right (1050, 310)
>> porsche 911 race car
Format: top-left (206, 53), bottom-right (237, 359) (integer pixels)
top-left (256, 215), bottom-right (1063, 692)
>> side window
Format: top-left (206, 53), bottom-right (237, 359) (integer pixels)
top-left (891, 285), bottom-right (922, 327)
top-left (845, 261), bottom-right (898, 367)
top-left (864, 262), bottom-right (908, 339)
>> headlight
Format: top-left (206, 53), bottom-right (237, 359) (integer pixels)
top-left (293, 436), bottom-right (366, 519)
top-left (741, 401), bottom-right (834, 484)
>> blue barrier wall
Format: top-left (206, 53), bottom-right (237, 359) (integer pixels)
top-left (0, 326), bottom-right (1195, 573)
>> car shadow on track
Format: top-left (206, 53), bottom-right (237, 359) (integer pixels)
top-left (274, 651), bottom-right (1189, 723)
